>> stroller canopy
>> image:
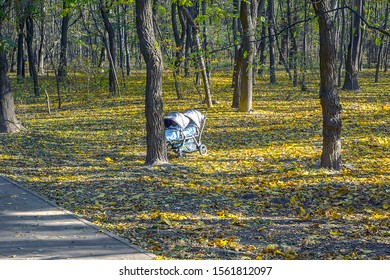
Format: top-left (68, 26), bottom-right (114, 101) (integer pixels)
top-left (184, 109), bottom-right (204, 128)
top-left (164, 112), bottom-right (190, 129)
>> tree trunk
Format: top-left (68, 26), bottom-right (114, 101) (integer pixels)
top-left (25, 16), bottom-right (39, 97)
top-left (100, 0), bottom-right (117, 95)
top-left (258, 21), bottom-right (267, 76)
top-left (268, 0), bottom-right (276, 84)
top-left (171, 3), bottom-right (185, 99)
top-left (16, 21), bottom-right (25, 82)
top-left (232, 0), bottom-right (241, 88)
top-left (375, 2), bottom-right (389, 83)
top-left (238, 0), bottom-right (259, 112)
top-left (337, 0), bottom-right (346, 87)
top-left (183, 7), bottom-right (213, 108)
top-left (135, 0), bottom-right (168, 166)
top-left (0, 0), bottom-right (23, 133)
top-left (342, 0), bottom-right (364, 90)
top-left (312, 0), bottom-right (342, 170)
top-left (123, 5), bottom-right (131, 76)
top-left (232, 47), bottom-right (243, 108)
top-left (58, 1), bottom-right (70, 82)
top-left (301, 0), bottom-right (308, 91)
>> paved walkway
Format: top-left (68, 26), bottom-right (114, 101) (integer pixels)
top-left (0, 176), bottom-right (155, 260)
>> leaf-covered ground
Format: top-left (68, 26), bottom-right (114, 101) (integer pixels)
top-left (0, 69), bottom-right (389, 259)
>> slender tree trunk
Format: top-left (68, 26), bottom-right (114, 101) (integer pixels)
top-left (287, 0), bottom-right (298, 86)
top-left (171, 3), bottom-right (185, 99)
top-left (342, 0), bottom-right (364, 90)
top-left (123, 5), bottom-right (131, 76)
top-left (337, 0), bottom-right (346, 87)
top-left (312, 0), bottom-right (342, 170)
top-left (258, 21), bottom-right (267, 76)
top-left (375, 2), bottom-right (389, 83)
top-left (268, 0), bottom-right (276, 84)
top-left (25, 15), bottom-right (39, 97)
top-left (301, 0), bottom-right (308, 91)
top-left (202, 0), bottom-right (210, 79)
top-left (183, 7), bottom-right (213, 108)
top-left (135, 0), bottom-right (168, 166)
top-left (232, 0), bottom-right (241, 88)
top-left (16, 21), bottom-right (25, 82)
top-left (58, 1), bottom-right (70, 82)
top-left (232, 47), bottom-right (243, 108)
top-left (100, 0), bottom-right (117, 95)
top-left (184, 19), bottom-right (192, 77)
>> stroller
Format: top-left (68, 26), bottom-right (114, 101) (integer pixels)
top-left (164, 109), bottom-right (207, 157)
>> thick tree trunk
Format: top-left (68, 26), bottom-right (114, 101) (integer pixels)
top-left (238, 0), bottom-right (258, 112)
top-left (0, 54), bottom-right (23, 133)
top-left (136, 0), bottom-right (168, 166)
top-left (312, 0), bottom-right (342, 170)
top-left (342, 0), bottom-right (364, 90)
top-left (0, 1), bottom-right (23, 133)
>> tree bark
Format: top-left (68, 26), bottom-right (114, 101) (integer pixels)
top-left (58, 1), bottom-right (70, 82)
top-left (16, 21), bottom-right (25, 82)
top-left (0, 0), bottom-right (23, 133)
top-left (375, 2), bottom-right (389, 83)
top-left (25, 15), bottom-right (39, 97)
top-left (268, 0), bottom-right (276, 84)
top-left (136, 0), bottom-right (168, 166)
top-left (171, 3), bottom-right (185, 99)
top-left (238, 0), bottom-right (259, 112)
top-left (342, 0), bottom-right (364, 90)
top-left (182, 7), bottom-right (213, 108)
top-left (100, 0), bottom-right (117, 95)
top-left (312, 0), bottom-right (342, 170)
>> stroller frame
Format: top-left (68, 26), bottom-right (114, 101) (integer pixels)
top-left (165, 108), bottom-right (207, 157)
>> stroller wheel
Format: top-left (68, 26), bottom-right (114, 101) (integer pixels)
top-left (199, 144), bottom-right (207, 155)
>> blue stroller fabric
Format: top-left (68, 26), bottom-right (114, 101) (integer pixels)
top-left (164, 109), bottom-right (207, 156)
top-left (165, 125), bottom-right (197, 142)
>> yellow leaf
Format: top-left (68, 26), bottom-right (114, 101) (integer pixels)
top-left (105, 157), bottom-right (114, 163)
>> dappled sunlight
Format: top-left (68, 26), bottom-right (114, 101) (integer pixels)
top-left (1, 69), bottom-right (389, 259)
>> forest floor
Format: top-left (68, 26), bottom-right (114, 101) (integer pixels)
top-left (0, 69), bottom-right (389, 259)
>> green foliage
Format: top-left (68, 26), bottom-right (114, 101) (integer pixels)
top-left (0, 35), bottom-right (16, 52)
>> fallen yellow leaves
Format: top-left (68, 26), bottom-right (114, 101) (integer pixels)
top-left (0, 69), bottom-right (389, 260)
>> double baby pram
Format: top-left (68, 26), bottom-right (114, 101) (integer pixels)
top-left (164, 109), bottom-right (207, 157)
